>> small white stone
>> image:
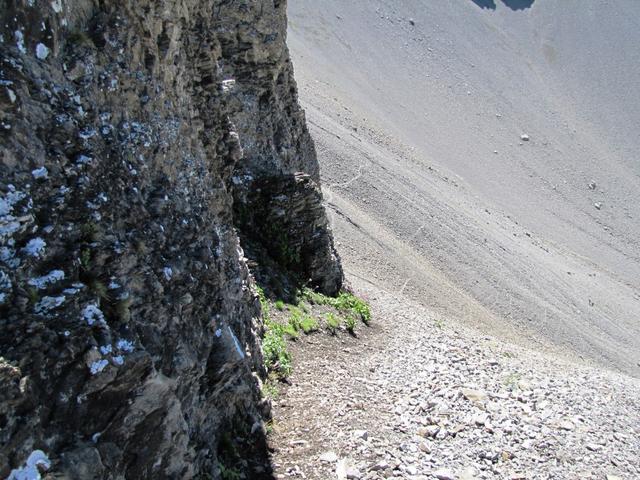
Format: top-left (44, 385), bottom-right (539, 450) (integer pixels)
top-left (319, 451), bottom-right (338, 463)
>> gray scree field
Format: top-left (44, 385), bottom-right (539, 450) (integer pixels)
top-left (287, 0), bottom-right (640, 376)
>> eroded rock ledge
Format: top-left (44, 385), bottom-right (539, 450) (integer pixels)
top-left (0, 0), bottom-right (341, 478)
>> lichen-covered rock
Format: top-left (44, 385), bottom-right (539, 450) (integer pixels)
top-left (0, 0), bottom-right (341, 478)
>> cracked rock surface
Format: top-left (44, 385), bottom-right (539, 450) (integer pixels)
top-left (0, 0), bottom-right (340, 478)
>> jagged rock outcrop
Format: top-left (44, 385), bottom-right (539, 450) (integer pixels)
top-left (0, 0), bottom-right (341, 478)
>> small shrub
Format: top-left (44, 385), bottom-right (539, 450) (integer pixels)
top-left (344, 315), bottom-right (356, 334)
top-left (262, 377), bottom-right (280, 400)
top-left (300, 315), bottom-right (319, 333)
top-left (274, 300), bottom-right (285, 311)
top-left (325, 313), bottom-right (340, 334)
top-left (262, 328), bottom-right (292, 377)
top-left (334, 292), bottom-right (371, 324)
top-left (300, 287), bottom-right (333, 306)
top-left (282, 323), bottom-right (299, 339)
top-left (302, 302), bottom-right (312, 313)
top-left (288, 308), bottom-right (303, 332)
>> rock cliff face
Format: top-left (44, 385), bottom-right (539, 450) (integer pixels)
top-left (0, 0), bottom-right (341, 478)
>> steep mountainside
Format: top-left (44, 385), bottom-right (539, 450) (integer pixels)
top-left (288, 0), bottom-right (640, 375)
top-left (0, 0), bottom-right (340, 478)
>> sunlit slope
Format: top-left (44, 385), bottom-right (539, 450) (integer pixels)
top-left (288, 0), bottom-right (640, 375)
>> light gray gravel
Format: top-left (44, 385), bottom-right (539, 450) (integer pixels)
top-left (270, 283), bottom-right (640, 479)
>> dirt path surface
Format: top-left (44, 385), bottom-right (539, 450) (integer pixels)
top-left (269, 280), bottom-right (640, 479)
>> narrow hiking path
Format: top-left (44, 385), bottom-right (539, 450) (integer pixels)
top-left (268, 279), bottom-right (640, 480)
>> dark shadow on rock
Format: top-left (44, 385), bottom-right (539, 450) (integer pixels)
top-left (501, 0), bottom-right (535, 10)
top-left (469, 0), bottom-right (535, 10)
top-left (470, 0), bottom-right (497, 9)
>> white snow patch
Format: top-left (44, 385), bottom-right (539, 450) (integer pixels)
top-left (7, 450), bottom-right (51, 480)
top-left (215, 328), bottom-right (222, 338)
top-left (28, 270), bottom-right (65, 289)
top-left (112, 355), bottom-right (124, 366)
top-left (51, 0), bottom-right (63, 13)
top-left (99, 344), bottom-right (112, 355)
top-left (7, 88), bottom-right (16, 103)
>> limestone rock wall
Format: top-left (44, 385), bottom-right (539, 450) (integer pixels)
top-left (0, 0), bottom-right (340, 478)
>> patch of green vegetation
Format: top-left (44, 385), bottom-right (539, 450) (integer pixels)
top-left (80, 249), bottom-right (91, 270)
top-left (26, 287), bottom-right (39, 306)
top-left (344, 315), bottom-right (357, 335)
top-left (256, 286), bottom-right (269, 318)
top-left (287, 306), bottom-right (318, 334)
top-left (325, 312), bottom-right (340, 334)
top-left (262, 325), bottom-right (292, 378)
top-left (87, 278), bottom-right (110, 301)
top-left (334, 292), bottom-right (371, 324)
top-left (274, 299), bottom-right (285, 311)
top-left (300, 287), bottom-right (333, 306)
top-left (262, 376), bottom-right (280, 400)
top-left (265, 419), bottom-right (276, 435)
top-left (80, 221), bottom-right (99, 242)
top-left (288, 307), bottom-right (303, 332)
top-left (300, 315), bottom-right (319, 333)
top-left (434, 318), bottom-right (445, 329)
top-left (301, 288), bottom-right (371, 325)
top-left (257, 286), bottom-right (293, 378)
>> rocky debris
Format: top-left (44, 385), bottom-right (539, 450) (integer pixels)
top-left (520, 134), bottom-right (530, 141)
top-left (594, 202), bottom-right (603, 210)
top-left (269, 287), bottom-right (640, 480)
top-left (319, 451), bottom-right (338, 463)
top-left (588, 181), bottom-right (597, 190)
top-left (0, 0), bottom-right (340, 478)
top-left (434, 469), bottom-right (457, 480)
